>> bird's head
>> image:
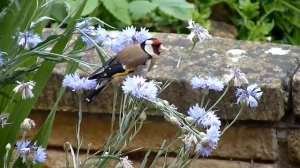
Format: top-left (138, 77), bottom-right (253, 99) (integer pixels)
top-left (142, 38), bottom-right (167, 58)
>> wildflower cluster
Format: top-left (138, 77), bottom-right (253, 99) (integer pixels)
top-left (225, 68), bottom-right (263, 108)
top-left (16, 141), bottom-right (46, 164)
top-left (0, 113), bottom-right (9, 128)
top-left (17, 31), bottom-right (42, 50)
top-left (122, 75), bottom-right (159, 100)
top-left (0, 50), bottom-right (3, 65)
top-left (63, 73), bottom-right (96, 92)
top-left (76, 22), bottom-right (152, 53)
top-left (186, 20), bottom-right (212, 43)
top-left (190, 76), bottom-right (224, 92)
top-left (13, 81), bottom-right (36, 99)
top-left (116, 156), bottom-right (134, 168)
top-left (4, 118), bottom-right (47, 166)
top-left (181, 103), bottom-right (221, 156)
top-left (176, 67), bottom-right (262, 157)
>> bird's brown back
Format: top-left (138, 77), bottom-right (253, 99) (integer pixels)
top-left (116, 44), bottom-right (149, 69)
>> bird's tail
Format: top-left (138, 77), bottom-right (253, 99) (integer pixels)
top-left (84, 79), bottom-right (110, 103)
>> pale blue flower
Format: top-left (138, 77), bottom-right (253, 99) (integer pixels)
top-left (187, 104), bottom-right (206, 125)
top-left (16, 140), bottom-right (31, 154)
top-left (34, 146), bottom-right (46, 163)
top-left (100, 26), bottom-right (152, 53)
top-left (63, 73), bottom-right (96, 91)
top-left (95, 27), bottom-right (111, 44)
top-left (120, 26), bottom-right (136, 45)
top-left (0, 51), bottom-right (3, 65)
top-left (190, 76), bottom-right (224, 91)
top-left (195, 126), bottom-right (220, 157)
top-left (206, 125), bottom-right (220, 144)
top-left (200, 112), bottom-right (221, 128)
top-left (110, 38), bottom-right (126, 53)
top-left (80, 26), bottom-right (96, 46)
top-left (13, 81), bottom-right (36, 99)
top-left (122, 76), bottom-right (158, 100)
top-left (187, 104), bottom-right (220, 128)
top-left (18, 32), bottom-right (42, 49)
top-left (16, 141), bottom-right (46, 164)
top-left (236, 84), bottom-right (263, 108)
top-left (134, 27), bottom-right (152, 43)
top-left (187, 20), bottom-right (212, 43)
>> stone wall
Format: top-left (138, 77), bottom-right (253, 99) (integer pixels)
top-left (28, 33), bottom-right (300, 167)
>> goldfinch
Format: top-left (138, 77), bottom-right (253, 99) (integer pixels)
top-left (85, 38), bottom-right (166, 103)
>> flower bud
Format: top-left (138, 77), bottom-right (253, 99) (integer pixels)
top-left (200, 137), bottom-right (209, 146)
top-left (185, 116), bottom-right (195, 124)
top-left (6, 143), bottom-right (11, 150)
top-left (155, 101), bottom-right (164, 108)
top-left (64, 142), bottom-right (71, 151)
top-left (192, 35), bottom-right (199, 43)
top-left (170, 116), bottom-right (180, 126)
top-left (163, 100), bottom-right (169, 106)
top-left (201, 88), bottom-right (209, 96)
top-left (20, 118), bottom-right (35, 131)
top-left (198, 132), bottom-right (206, 140)
top-left (181, 126), bottom-right (188, 133)
top-left (164, 115), bottom-right (170, 121)
top-left (139, 111), bottom-right (147, 121)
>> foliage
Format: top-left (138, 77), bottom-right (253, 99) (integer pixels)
top-left (103, 0), bottom-right (300, 44)
top-left (43, 0), bottom-right (300, 44)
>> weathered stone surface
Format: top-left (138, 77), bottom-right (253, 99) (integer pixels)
top-left (287, 130), bottom-right (300, 163)
top-left (293, 69), bottom-right (300, 116)
top-left (212, 126), bottom-right (278, 161)
top-left (34, 33), bottom-right (300, 121)
top-left (28, 111), bottom-right (178, 151)
top-left (28, 111), bottom-right (278, 161)
top-left (154, 157), bottom-right (277, 168)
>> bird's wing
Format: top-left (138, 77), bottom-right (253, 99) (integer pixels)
top-left (88, 57), bottom-right (136, 80)
top-left (88, 57), bottom-right (117, 79)
top-left (116, 44), bottom-right (150, 69)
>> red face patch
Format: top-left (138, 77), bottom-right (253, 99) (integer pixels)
top-left (151, 39), bottom-right (162, 55)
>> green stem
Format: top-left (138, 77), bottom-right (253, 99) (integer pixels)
top-left (76, 93), bottom-right (83, 168)
top-left (65, 142), bottom-right (77, 168)
top-left (200, 94), bottom-right (206, 107)
top-left (4, 145), bottom-right (10, 168)
top-left (221, 104), bottom-right (245, 136)
top-left (208, 84), bottom-right (230, 112)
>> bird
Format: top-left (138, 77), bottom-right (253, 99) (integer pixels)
top-left (85, 38), bottom-right (166, 103)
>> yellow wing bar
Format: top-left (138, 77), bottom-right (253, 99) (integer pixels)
top-left (112, 68), bottom-right (135, 77)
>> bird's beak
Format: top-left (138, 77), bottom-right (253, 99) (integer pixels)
top-left (159, 45), bottom-right (168, 54)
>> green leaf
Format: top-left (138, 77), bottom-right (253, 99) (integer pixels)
top-left (102, 0), bottom-right (132, 25)
top-left (129, 1), bottom-right (157, 20)
top-left (152, 0), bottom-right (194, 20)
top-left (82, 0), bottom-right (99, 16)
top-left (239, 0), bottom-right (259, 19)
top-left (50, 1), bottom-right (68, 22)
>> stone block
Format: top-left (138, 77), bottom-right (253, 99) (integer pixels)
top-left (154, 157), bottom-right (277, 168)
top-left (28, 111), bottom-right (278, 161)
top-left (212, 126), bottom-right (278, 161)
top-left (293, 69), bottom-right (300, 116)
top-left (33, 33), bottom-right (300, 121)
top-left (287, 130), bottom-right (300, 163)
